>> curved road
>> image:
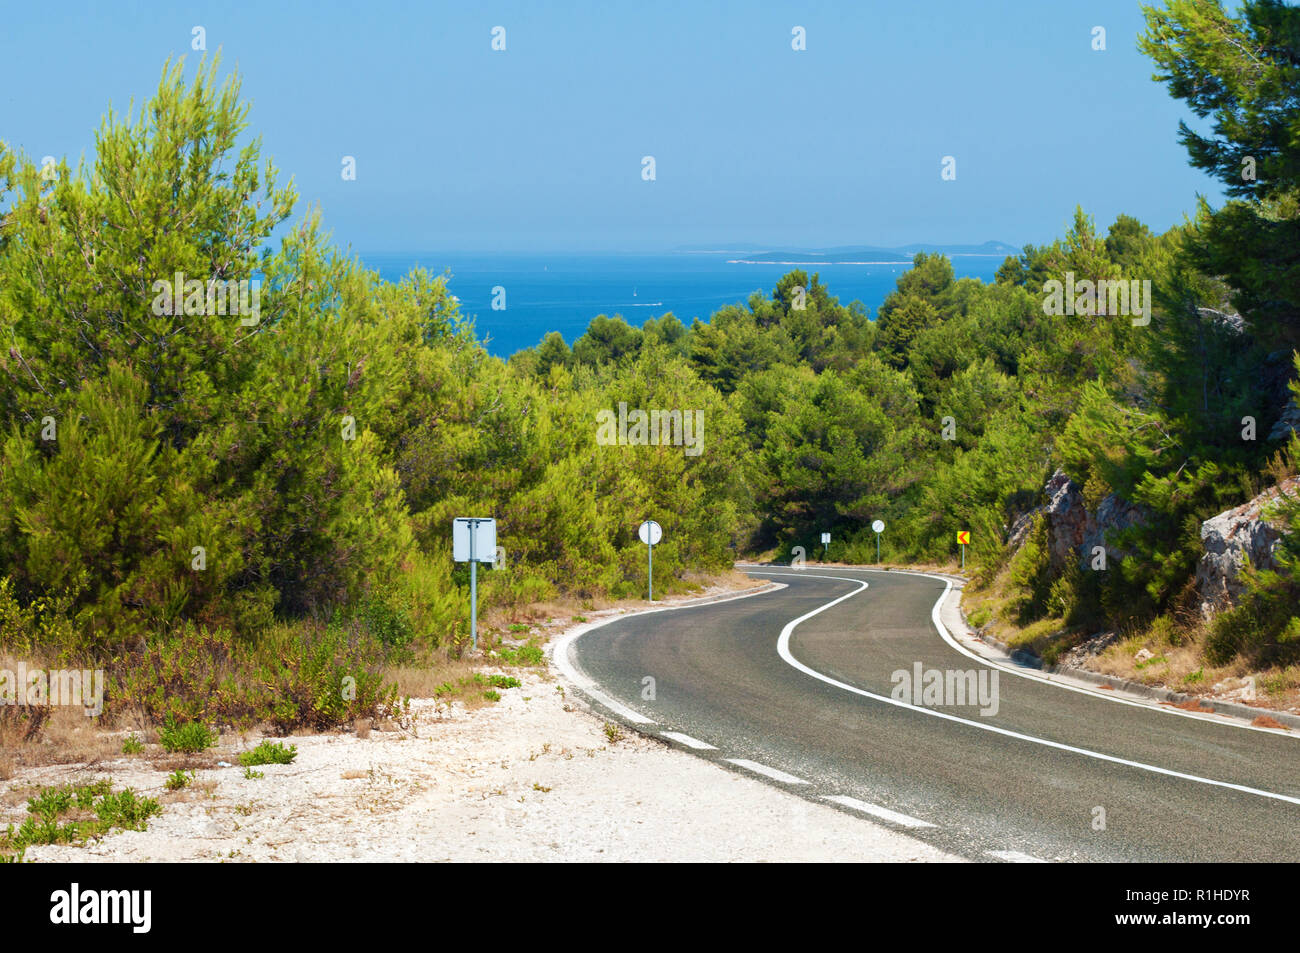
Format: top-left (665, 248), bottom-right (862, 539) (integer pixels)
top-left (558, 566), bottom-right (1300, 862)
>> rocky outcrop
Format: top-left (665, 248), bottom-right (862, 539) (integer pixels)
top-left (1195, 476), bottom-right (1300, 617)
top-left (1007, 469), bottom-right (1147, 569)
top-left (1268, 398), bottom-right (1300, 443)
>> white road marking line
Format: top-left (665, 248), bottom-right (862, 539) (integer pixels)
top-left (748, 569), bottom-right (1300, 808)
top-left (824, 795), bottom-right (935, 829)
top-left (986, 850), bottom-right (1048, 863)
top-left (726, 759), bottom-right (809, 785)
top-left (549, 579), bottom-right (790, 726)
top-left (550, 636), bottom-right (656, 725)
top-left (660, 731), bottom-right (716, 750)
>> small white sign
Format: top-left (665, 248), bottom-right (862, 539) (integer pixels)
top-left (453, 518), bottom-right (497, 563)
top-left (872, 520), bottom-right (885, 534)
top-left (638, 520), bottom-right (663, 546)
top-left (820, 532), bottom-right (831, 545)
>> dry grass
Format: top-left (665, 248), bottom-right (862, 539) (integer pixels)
top-left (1252, 715), bottom-right (1288, 730)
top-left (1166, 698), bottom-right (1215, 713)
top-left (154, 753), bottom-right (221, 772)
top-left (958, 568), bottom-right (1052, 648)
top-left (160, 779), bottom-right (218, 804)
top-left (2, 704), bottom-right (122, 771)
top-left (384, 655), bottom-right (483, 699)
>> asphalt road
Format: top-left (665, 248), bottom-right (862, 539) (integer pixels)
top-left (560, 566), bottom-right (1300, 862)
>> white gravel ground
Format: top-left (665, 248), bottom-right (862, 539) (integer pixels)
top-left (12, 663), bottom-right (958, 863)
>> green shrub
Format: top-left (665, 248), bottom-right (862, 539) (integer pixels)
top-left (1148, 614), bottom-right (1181, 646)
top-left (1007, 515), bottom-right (1053, 622)
top-left (95, 789), bottom-right (161, 829)
top-left (353, 590), bottom-right (416, 655)
top-left (1206, 562), bottom-right (1300, 667)
top-left (158, 718), bottom-right (216, 754)
top-left (237, 741), bottom-right (298, 767)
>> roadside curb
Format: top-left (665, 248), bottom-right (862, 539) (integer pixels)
top-left (657, 581), bottom-right (780, 609)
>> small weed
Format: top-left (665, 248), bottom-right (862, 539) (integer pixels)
top-left (533, 782), bottom-right (552, 792)
top-left (121, 734), bottom-right (144, 755)
top-left (1, 781), bottom-right (159, 862)
top-left (1135, 654), bottom-right (1168, 671)
top-left (488, 675), bottom-right (521, 689)
top-left (497, 642), bottom-right (545, 666)
top-left (603, 722), bottom-right (623, 744)
top-left (508, 623), bottom-right (530, 633)
top-left (243, 768), bottom-right (264, 780)
top-left (165, 770), bottom-right (193, 791)
top-left (482, 690), bottom-right (501, 702)
top-left (1183, 668), bottom-right (1205, 684)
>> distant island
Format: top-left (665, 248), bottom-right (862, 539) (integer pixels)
top-left (677, 240), bottom-right (1021, 264)
top-left (676, 239), bottom-right (1019, 262)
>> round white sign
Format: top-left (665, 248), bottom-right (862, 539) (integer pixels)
top-left (872, 520), bottom-right (885, 534)
top-left (638, 520), bottom-right (663, 546)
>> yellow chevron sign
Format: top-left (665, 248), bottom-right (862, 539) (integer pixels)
top-left (956, 531), bottom-right (970, 545)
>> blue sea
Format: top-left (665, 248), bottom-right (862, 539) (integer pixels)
top-left (359, 251), bottom-right (1006, 358)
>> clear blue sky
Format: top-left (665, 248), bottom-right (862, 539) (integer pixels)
top-left (3, 0), bottom-right (1224, 252)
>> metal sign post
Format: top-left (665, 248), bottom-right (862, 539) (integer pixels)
top-left (471, 530), bottom-right (478, 650)
top-left (638, 520), bottom-right (663, 601)
top-left (957, 530), bottom-right (970, 571)
top-left (872, 519), bottom-right (885, 563)
top-left (454, 517), bottom-right (497, 652)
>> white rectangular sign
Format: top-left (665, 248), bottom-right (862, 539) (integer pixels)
top-left (453, 517), bottom-right (497, 563)
top-left (820, 532), bottom-right (831, 544)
